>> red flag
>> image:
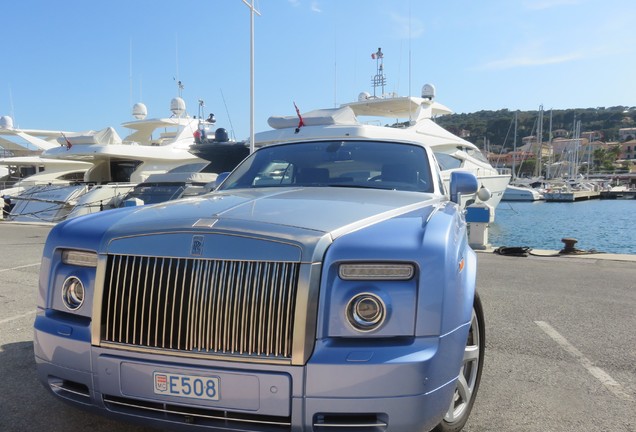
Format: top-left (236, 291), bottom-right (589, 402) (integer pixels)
top-left (293, 102), bottom-right (304, 132)
top-left (61, 132), bottom-right (72, 150)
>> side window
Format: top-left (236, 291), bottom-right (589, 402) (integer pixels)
top-left (434, 152), bottom-right (462, 170)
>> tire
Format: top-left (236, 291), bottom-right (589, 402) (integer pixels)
top-left (432, 292), bottom-right (485, 432)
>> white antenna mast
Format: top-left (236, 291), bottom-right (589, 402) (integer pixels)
top-left (220, 88), bottom-right (236, 141)
top-left (333, 10), bottom-right (338, 108)
top-left (129, 40), bottom-right (132, 109)
top-left (175, 33), bottom-right (180, 90)
top-left (8, 85), bottom-right (15, 123)
top-left (409, 0), bottom-right (412, 95)
top-left (242, 0), bottom-right (260, 153)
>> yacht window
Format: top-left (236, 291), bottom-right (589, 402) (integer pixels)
top-left (59, 171), bottom-right (86, 181)
top-left (465, 148), bottom-right (489, 164)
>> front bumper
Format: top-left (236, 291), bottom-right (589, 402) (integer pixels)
top-left (34, 311), bottom-right (469, 432)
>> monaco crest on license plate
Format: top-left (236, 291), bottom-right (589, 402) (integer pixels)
top-left (153, 372), bottom-right (220, 401)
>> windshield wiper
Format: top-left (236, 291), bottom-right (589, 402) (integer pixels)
top-left (327, 183), bottom-right (395, 190)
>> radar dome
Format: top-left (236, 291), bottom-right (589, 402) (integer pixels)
top-left (0, 115), bottom-right (13, 129)
top-left (421, 84), bottom-right (436, 100)
top-left (358, 92), bottom-right (371, 102)
top-left (132, 103), bottom-right (147, 120)
top-left (215, 128), bottom-right (229, 142)
top-left (170, 97), bottom-right (186, 116)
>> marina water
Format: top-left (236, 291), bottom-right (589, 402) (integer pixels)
top-left (489, 199), bottom-right (636, 255)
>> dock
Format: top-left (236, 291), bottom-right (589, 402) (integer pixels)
top-left (543, 189), bottom-right (601, 202)
top-left (600, 190), bottom-right (636, 199)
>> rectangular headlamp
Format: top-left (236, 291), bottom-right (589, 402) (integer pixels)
top-left (339, 263), bottom-right (415, 281)
top-left (61, 250), bottom-right (98, 267)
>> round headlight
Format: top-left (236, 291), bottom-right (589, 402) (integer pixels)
top-left (346, 293), bottom-right (386, 332)
top-left (61, 276), bottom-right (85, 311)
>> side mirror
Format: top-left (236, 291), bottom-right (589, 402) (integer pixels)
top-left (449, 171), bottom-right (478, 203)
top-left (212, 172), bottom-right (231, 190)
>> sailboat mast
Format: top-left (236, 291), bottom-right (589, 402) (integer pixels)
top-left (534, 105), bottom-right (543, 177)
top-left (547, 109), bottom-right (553, 178)
top-left (512, 111), bottom-right (518, 178)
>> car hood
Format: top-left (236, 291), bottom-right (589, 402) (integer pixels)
top-left (50, 187), bottom-right (441, 259)
top-left (127, 187), bottom-right (434, 231)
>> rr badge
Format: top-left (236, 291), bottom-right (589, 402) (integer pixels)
top-left (191, 235), bottom-right (204, 256)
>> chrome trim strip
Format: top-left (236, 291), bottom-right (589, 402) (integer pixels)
top-left (292, 263), bottom-right (321, 365)
top-left (98, 342), bottom-right (292, 365)
top-left (313, 423), bottom-right (388, 428)
top-left (91, 254), bottom-right (108, 346)
top-left (103, 396), bottom-right (291, 427)
top-left (49, 383), bottom-right (90, 398)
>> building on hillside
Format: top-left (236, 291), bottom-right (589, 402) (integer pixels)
top-left (619, 128), bottom-right (636, 141)
top-left (551, 137), bottom-right (590, 161)
top-left (519, 136), bottom-right (552, 159)
top-left (488, 150), bottom-right (535, 170)
top-left (618, 139), bottom-right (636, 160)
top-left (581, 131), bottom-right (603, 142)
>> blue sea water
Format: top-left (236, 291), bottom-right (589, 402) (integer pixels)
top-left (488, 199), bottom-right (636, 255)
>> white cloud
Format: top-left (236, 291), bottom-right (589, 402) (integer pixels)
top-left (288, 0), bottom-right (300, 7)
top-left (311, 1), bottom-right (322, 13)
top-left (475, 38), bottom-right (586, 70)
top-left (523, 0), bottom-right (580, 10)
top-left (390, 12), bottom-right (424, 39)
top-left (478, 52), bottom-right (583, 70)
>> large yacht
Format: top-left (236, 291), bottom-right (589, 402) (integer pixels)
top-left (5, 98), bottom-right (210, 223)
top-left (255, 90), bottom-right (510, 212)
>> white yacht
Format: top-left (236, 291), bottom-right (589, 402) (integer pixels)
top-left (0, 114), bottom-right (70, 154)
top-left (1, 115), bottom-right (93, 198)
top-left (255, 86), bottom-right (510, 212)
top-left (502, 184), bottom-right (545, 201)
top-left (0, 156), bottom-right (91, 197)
top-left (6, 98), bottom-right (209, 223)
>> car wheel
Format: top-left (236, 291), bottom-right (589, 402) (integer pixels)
top-left (433, 292), bottom-right (485, 432)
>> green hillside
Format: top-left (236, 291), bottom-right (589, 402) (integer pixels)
top-left (435, 106), bottom-right (636, 150)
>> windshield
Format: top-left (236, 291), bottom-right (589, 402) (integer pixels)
top-left (219, 140), bottom-right (434, 193)
top-left (120, 182), bottom-right (186, 206)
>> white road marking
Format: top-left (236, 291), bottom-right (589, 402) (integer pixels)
top-left (0, 310), bottom-right (36, 325)
top-left (535, 320), bottom-right (634, 402)
top-left (0, 262), bottom-right (40, 273)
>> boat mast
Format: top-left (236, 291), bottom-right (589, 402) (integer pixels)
top-left (547, 109), bottom-right (553, 179)
top-left (573, 119), bottom-right (581, 178)
top-left (534, 105), bottom-right (543, 177)
top-left (512, 111), bottom-right (518, 179)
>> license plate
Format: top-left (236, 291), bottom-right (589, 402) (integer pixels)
top-left (153, 372), bottom-right (220, 401)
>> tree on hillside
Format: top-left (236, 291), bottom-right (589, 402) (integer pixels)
top-left (593, 145), bottom-right (622, 172)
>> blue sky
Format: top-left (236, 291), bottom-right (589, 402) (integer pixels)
top-left (1, 0), bottom-right (635, 141)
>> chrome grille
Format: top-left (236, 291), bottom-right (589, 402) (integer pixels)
top-left (101, 254), bottom-right (300, 359)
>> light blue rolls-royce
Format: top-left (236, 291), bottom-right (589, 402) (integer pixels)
top-left (34, 138), bottom-right (484, 431)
